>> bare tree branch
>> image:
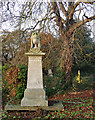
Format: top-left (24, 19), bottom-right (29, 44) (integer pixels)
top-left (73, 15), bottom-right (95, 31)
top-left (68, 2), bottom-right (80, 20)
top-left (51, 2), bottom-right (60, 19)
top-left (59, 2), bottom-right (67, 16)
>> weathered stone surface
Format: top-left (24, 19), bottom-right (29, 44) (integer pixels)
top-left (21, 88), bottom-right (48, 106)
top-left (30, 32), bottom-right (41, 49)
top-left (29, 48), bottom-right (41, 53)
top-left (26, 54), bottom-right (44, 89)
top-left (5, 105), bottom-right (64, 111)
top-left (23, 88), bottom-right (46, 99)
top-left (21, 98), bottom-right (48, 106)
top-left (21, 52), bottom-right (48, 106)
top-left (25, 52), bottom-right (45, 56)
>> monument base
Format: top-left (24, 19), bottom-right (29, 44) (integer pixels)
top-left (21, 88), bottom-right (48, 106)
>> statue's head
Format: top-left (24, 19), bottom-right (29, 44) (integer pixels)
top-left (32, 32), bottom-right (38, 37)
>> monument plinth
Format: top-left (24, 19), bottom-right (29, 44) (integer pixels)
top-left (21, 50), bottom-right (48, 106)
top-left (21, 32), bottom-right (48, 106)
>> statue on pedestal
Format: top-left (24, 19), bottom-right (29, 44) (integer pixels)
top-left (30, 32), bottom-right (41, 53)
top-left (21, 31), bottom-right (48, 106)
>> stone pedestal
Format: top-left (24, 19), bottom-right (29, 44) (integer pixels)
top-left (21, 52), bottom-right (48, 106)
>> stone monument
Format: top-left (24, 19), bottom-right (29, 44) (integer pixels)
top-left (21, 32), bottom-right (48, 106)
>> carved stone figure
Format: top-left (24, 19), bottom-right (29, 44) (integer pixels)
top-left (31, 32), bottom-right (41, 49)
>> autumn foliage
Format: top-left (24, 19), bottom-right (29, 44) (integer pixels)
top-left (2, 65), bottom-right (27, 105)
top-left (6, 67), bottom-right (19, 97)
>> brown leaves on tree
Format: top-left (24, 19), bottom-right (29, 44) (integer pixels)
top-left (4, 66), bottom-right (20, 103)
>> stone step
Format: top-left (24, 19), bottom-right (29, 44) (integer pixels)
top-left (5, 105), bottom-right (64, 111)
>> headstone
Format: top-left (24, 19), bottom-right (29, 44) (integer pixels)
top-left (48, 69), bottom-right (53, 77)
top-left (21, 32), bottom-right (48, 106)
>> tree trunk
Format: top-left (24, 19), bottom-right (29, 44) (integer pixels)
top-left (61, 31), bottom-right (74, 84)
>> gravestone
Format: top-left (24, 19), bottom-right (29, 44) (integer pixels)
top-left (21, 32), bottom-right (48, 106)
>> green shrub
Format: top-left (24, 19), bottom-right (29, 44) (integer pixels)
top-left (17, 65), bottom-right (27, 99)
top-left (2, 64), bottom-right (27, 105)
top-left (43, 68), bottom-right (72, 97)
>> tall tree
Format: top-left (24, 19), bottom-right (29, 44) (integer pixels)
top-left (73, 25), bottom-right (94, 68)
top-left (50, 2), bottom-right (94, 84)
top-left (1, 1), bottom-right (95, 86)
top-left (19, 1), bottom-right (95, 84)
